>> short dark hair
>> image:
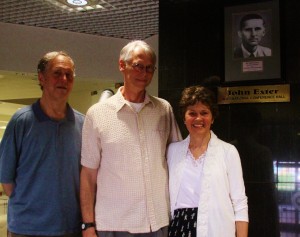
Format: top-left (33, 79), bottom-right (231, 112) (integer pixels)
top-left (179, 86), bottom-right (219, 120)
top-left (239, 13), bottom-right (265, 30)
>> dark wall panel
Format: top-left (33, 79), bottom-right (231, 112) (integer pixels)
top-left (159, 0), bottom-right (300, 236)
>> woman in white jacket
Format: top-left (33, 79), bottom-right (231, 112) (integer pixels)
top-left (167, 86), bottom-right (248, 237)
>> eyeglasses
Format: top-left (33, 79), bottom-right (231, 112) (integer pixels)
top-left (131, 63), bottom-right (156, 73)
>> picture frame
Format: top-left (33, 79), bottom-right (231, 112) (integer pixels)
top-left (223, 0), bottom-right (281, 84)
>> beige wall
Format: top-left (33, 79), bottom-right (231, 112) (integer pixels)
top-left (0, 22), bottom-right (158, 140)
top-left (0, 22), bottom-right (158, 95)
top-left (0, 22), bottom-right (158, 113)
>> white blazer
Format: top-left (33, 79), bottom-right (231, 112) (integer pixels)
top-left (167, 131), bottom-right (248, 237)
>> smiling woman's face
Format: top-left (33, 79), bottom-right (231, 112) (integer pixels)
top-left (184, 102), bottom-right (214, 137)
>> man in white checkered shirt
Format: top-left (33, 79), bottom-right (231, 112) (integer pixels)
top-left (80, 40), bottom-right (182, 237)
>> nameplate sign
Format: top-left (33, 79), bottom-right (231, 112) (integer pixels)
top-left (218, 84), bottom-right (290, 104)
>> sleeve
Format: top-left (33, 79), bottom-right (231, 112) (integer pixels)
top-left (167, 104), bottom-right (182, 144)
top-left (166, 142), bottom-right (177, 218)
top-left (0, 118), bottom-right (19, 183)
top-left (81, 111), bottom-right (102, 169)
top-left (225, 145), bottom-right (249, 222)
top-left (167, 142), bottom-right (175, 164)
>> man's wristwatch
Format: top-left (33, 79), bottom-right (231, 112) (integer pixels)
top-left (81, 222), bottom-right (95, 230)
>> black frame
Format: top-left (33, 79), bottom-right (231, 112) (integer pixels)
top-left (223, 0), bottom-right (281, 85)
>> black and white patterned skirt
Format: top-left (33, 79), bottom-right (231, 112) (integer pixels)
top-left (168, 208), bottom-right (198, 237)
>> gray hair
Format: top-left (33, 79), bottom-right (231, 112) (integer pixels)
top-left (37, 51), bottom-right (75, 90)
top-left (37, 51), bottom-right (75, 75)
top-left (119, 40), bottom-right (156, 65)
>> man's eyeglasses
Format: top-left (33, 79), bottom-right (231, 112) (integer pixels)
top-left (131, 63), bottom-right (156, 73)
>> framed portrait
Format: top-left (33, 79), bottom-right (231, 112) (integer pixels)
top-left (224, 0), bottom-right (281, 84)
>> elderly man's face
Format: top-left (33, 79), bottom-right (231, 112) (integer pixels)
top-left (239, 19), bottom-right (266, 47)
top-left (38, 55), bottom-right (75, 102)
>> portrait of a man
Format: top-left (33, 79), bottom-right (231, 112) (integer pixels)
top-left (234, 13), bottom-right (272, 59)
top-left (224, 2), bottom-right (280, 82)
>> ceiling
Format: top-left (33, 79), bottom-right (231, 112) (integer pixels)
top-left (0, 0), bottom-right (158, 40)
top-left (0, 0), bottom-right (159, 139)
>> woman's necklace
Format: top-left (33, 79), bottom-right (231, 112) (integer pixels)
top-left (188, 149), bottom-right (207, 167)
top-left (188, 145), bottom-right (207, 160)
top-left (189, 133), bottom-right (211, 160)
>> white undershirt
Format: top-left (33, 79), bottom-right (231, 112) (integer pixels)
top-left (175, 150), bottom-right (206, 209)
top-left (128, 101), bottom-right (144, 113)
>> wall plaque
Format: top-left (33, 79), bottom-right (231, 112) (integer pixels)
top-left (218, 84), bottom-right (290, 104)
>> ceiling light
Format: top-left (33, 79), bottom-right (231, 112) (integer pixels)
top-left (67, 0), bottom-right (88, 6)
top-left (46, 0), bottom-right (104, 12)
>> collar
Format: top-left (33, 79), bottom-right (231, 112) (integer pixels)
top-left (32, 99), bottom-right (75, 122)
top-left (241, 44), bottom-right (257, 58)
top-left (114, 86), bottom-right (155, 112)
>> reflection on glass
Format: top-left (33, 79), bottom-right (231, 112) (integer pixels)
top-left (275, 161), bottom-right (300, 235)
top-left (230, 106), bottom-right (280, 237)
top-left (274, 162), bottom-right (296, 191)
